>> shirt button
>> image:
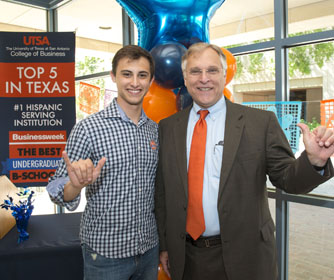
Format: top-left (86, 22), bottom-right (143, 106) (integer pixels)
top-left (139, 188), bottom-right (142, 192)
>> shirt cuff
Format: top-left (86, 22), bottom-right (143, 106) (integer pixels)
top-left (46, 177), bottom-right (81, 211)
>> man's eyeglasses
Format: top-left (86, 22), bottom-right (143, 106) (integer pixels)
top-left (188, 67), bottom-right (222, 77)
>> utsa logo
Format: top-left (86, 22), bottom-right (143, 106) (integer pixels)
top-left (150, 140), bottom-right (158, 150)
top-left (23, 36), bottom-right (50, 46)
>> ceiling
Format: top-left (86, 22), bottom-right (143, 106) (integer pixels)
top-left (0, 0), bottom-right (331, 47)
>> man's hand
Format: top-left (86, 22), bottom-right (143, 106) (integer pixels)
top-left (62, 151), bottom-right (106, 201)
top-left (297, 123), bottom-right (334, 167)
top-left (160, 251), bottom-right (171, 278)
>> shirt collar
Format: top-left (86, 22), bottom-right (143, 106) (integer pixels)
top-left (103, 98), bottom-right (148, 124)
top-left (192, 96), bottom-right (226, 119)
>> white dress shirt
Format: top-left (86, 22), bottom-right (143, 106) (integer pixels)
top-left (186, 97), bottom-right (226, 236)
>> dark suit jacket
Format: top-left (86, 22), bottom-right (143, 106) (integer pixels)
top-left (155, 98), bottom-right (333, 280)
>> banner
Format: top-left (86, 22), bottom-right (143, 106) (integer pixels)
top-left (0, 32), bottom-right (76, 187)
top-left (78, 82), bottom-right (100, 114)
top-left (104, 89), bottom-right (117, 109)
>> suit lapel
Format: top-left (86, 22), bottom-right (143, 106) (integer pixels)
top-left (173, 106), bottom-right (191, 197)
top-left (218, 100), bottom-right (245, 199)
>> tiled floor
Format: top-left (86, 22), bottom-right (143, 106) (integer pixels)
top-left (269, 199), bottom-right (334, 280)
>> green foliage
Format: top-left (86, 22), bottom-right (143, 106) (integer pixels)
top-left (75, 56), bottom-right (106, 90)
top-left (235, 57), bottom-right (243, 78)
top-left (75, 56), bottom-right (106, 76)
top-left (288, 45), bottom-right (312, 76)
top-left (300, 117), bottom-right (320, 131)
top-left (248, 53), bottom-right (264, 75)
top-left (223, 28), bottom-right (334, 78)
top-left (75, 56), bottom-right (108, 120)
top-left (312, 42), bottom-right (334, 68)
top-left (289, 42), bottom-right (334, 76)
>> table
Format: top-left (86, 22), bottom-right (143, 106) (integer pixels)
top-left (0, 212), bottom-right (83, 280)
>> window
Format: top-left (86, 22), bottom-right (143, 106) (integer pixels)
top-left (211, 0), bottom-right (274, 47)
top-left (289, 203), bottom-right (334, 279)
top-left (57, 0), bottom-right (122, 75)
top-left (226, 51), bottom-right (276, 103)
top-left (288, 42), bottom-right (334, 198)
top-left (0, 1), bottom-right (46, 32)
top-left (288, 0), bottom-right (334, 36)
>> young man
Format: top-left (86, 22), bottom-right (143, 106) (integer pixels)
top-left (155, 42), bottom-right (334, 280)
top-left (47, 45), bottom-right (159, 280)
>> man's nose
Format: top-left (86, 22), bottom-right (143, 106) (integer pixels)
top-left (131, 76), bottom-right (139, 86)
top-left (199, 70), bottom-right (210, 82)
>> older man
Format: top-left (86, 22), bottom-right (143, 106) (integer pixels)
top-left (155, 42), bottom-right (334, 280)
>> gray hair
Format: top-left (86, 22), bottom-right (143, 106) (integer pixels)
top-left (181, 42), bottom-right (227, 77)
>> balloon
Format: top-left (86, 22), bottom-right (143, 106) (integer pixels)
top-left (150, 43), bottom-right (187, 89)
top-left (143, 82), bottom-right (178, 123)
top-left (223, 87), bottom-right (234, 102)
top-left (158, 264), bottom-right (171, 280)
top-left (172, 88), bottom-right (179, 95)
top-left (221, 48), bottom-right (237, 85)
top-left (116, 0), bottom-right (226, 51)
top-left (176, 86), bottom-right (193, 111)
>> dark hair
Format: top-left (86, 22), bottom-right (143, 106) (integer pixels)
top-left (112, 45), bottom-right (155, 80)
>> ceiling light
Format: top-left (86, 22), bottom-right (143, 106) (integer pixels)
top-left (99, 26), bottom-right (112, 30)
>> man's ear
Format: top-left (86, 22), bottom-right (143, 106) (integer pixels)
top-left (184, 77), bottom-right (188, 88)
top-left (111, 71), bottom-right (116, 83)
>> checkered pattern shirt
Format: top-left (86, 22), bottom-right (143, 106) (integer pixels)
top-left (47, 99), bottom-right (159, 258)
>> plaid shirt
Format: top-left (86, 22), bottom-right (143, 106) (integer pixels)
top-left (47, 99), bottom-right (159, 258)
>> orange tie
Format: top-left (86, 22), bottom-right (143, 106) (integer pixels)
top-left (186, 109), bottom-right (209, 240)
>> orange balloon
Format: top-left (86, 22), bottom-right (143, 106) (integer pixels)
top-left (158, 264), bottom-right (171, 280)
top-left (221, 48), bottom-right (237, 85)
top-left (143, 82), bottom-right (178, 123)
top-left (223, 87), bottom-right (234, 102)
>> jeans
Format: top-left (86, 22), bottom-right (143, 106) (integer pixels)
top-left (82, 243), bottom-right (159, 280)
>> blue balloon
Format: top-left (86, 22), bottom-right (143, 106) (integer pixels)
top-left (176, 86), bottom-right (193, 111)
top-left (172, 88), bottom-right (179, 95)
top-left (150, 43), bottom-right (186, 89)
top-left (116, 0), bottom-right (225, 51)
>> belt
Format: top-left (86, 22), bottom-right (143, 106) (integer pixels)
top-left (186, 234), bottom-right (221, 248)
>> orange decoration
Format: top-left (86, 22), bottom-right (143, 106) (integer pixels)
top-left (158, 264), bottom-right (171, 280)
top-left (143, 81), bottom-right (178, 123)
top-left (221, 48), bottom-right (237, 86)
top-left (223, 87), bottom-right (234, 102)
top-left (78, 82), bottom-right (100, 114)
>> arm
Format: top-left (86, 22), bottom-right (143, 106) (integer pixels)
top-left (154, 124), bottom-right (167, 251)
top-left (47, 121), bottom-right (105, 209)
top-left (47, 152), bottom-right (106, 209)
top-left (155, 125), bottom-right (172, 278)
top-left (46, 176), bottom-right (80, 211)
top-left (160, 251), bottom-right (171, 278)
top-left (266, 113), bottom-right (334, 193)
